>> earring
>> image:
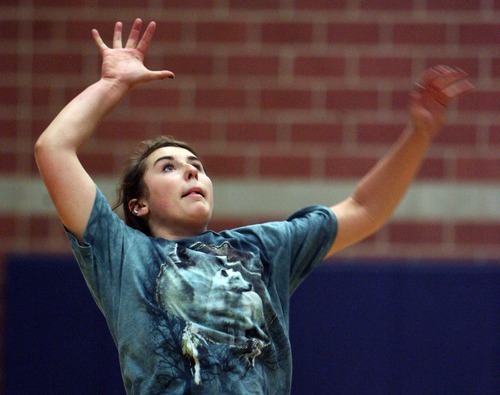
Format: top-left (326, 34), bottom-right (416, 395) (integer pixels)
top-left (133, 209), bottom-right (139, 215)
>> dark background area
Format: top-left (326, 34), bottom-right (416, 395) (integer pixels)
top-left (5, 255), bottom-right (498, 394)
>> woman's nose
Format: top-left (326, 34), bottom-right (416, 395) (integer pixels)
top-left (185, 163), bottom-right (199, 179)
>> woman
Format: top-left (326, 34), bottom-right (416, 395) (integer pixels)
top-left (35, 19), bottom-right (472, 394)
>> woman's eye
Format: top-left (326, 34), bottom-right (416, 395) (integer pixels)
top-left (163, 164), bottom-right (175, 172)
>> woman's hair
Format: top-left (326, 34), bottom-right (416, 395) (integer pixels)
top-left (113, 135), bottom-right (200, 236)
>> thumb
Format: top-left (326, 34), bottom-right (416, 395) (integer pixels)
top-left (153, 70), bottom-right (175, 80)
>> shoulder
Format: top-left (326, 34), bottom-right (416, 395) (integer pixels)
top-left (285, 205), bottom-right (337, 223)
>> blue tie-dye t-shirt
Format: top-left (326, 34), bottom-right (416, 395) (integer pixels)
top-left (67, 186), bottom-right (337, 394)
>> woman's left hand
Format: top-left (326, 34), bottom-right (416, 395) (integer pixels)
top-left (410, 65), bottom-right (474, 140)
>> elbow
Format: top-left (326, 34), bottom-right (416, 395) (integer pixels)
top-left (34, 132), bottom-right (62, 173)
top-left (34, 133), bottom-right (51, 167)
top-left (34, 135), bottom-right (44, 158)
top-left (34, 135), bottom-right (45, 163)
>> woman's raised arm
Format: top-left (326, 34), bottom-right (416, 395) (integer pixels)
top-left (328, 66), bottom-right (473, 256)
top-left (34, 19), bottom-right (174, 242)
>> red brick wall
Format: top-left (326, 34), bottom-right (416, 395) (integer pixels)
top-left (1, 0), bottom-right (499, 260)
top-left (0, 1), bottom-right (498, 391)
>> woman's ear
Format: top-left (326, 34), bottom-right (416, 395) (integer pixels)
top-left (128, 199), bottom-right (148, 217)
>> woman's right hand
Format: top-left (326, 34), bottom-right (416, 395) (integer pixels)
top-left (92, 18), bottom-right (174, 90)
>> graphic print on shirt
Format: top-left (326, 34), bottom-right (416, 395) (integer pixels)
top-left (155, 241), bottom-right (272, 386)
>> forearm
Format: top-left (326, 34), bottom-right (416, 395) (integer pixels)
top-left (351, 125), bottom-right (430, 229)
top-left (329, 125), bottom-right (431, 255)
top-left (328, 66), bottom-right (472, 256)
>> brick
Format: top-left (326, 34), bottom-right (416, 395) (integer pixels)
top-left (129, 88), bottom-right (181, 108)
top-left (31, 87), bottom-right (53, 107)
top-left (35, 0), bottom-right (85, 5)
top-left (327, 23), bottom-right (379, 44)
top-left (229, 0), bottom-right (281, 9)
top-left (0, 120), bottom-right (18, 139)
top-left (326, 89), bottom-right (379, 111)
top-left (293, 56), bottom-right (346, 77)
top-left (359, 57), bottom-right (412, 78)
top-left (456, 157), bottom-right (500, 180)
top-left (226, 122), bottom-right (278, 143)
top-left (79, 152), bottom-right (116, 174)
top-left (162, 0), bottom-right (216, 8)
top-left (290, 123), bottom-right (343, 145)
top-left (161, 55), bottom-right (214, 76)
top-left (0, 216), bottom-right (17, 239)
top-left (259, 155), bottom-right (312, 178)
top-left (29, 215), bottom-right (52, 239)
top-left (295, 0), bottom-right (347, 9)
top-left (325, 155), bottom-right (378, 178)
top-left (32, 53), bottom-right (84, 74)
top-left (0, 152), bottom-right (17, 173)
top-left (455, 222), bottom-right (500, 245)
top-left (196, 22), bottom-right (248, 43)
top-left (0, 87), bottom-right (18, 106)
top-left (261, 22), bottom-right (314, 44)
top-left (426, 0), bottom-right (481, 10)
top-left (488, 125), bottom-right (500, 146)
top-left (492, 58), bottom-right (500, 79)
top-left (146, 22), bottom-right (184, 43)
top-left (0, 20), bottom-right (20, 40)
top-left (433, 124), bottom-right (478, 146)
top-left (459, 23), bottom-right (500, 45)
top-left (227, 55), bottom-right (280, 77)
top-left (391, 90), bottom-right (411, 111)
top-left (66, 21), bottom-right (110, 42)
top-left (202, 154), bottom-right (246, 177)
top-left (98, 120), bottom-right (151, 141)
top-left (159, 121), bottom-right (214, 143)
top-left (260, 89), bottom-right (313, 110)
top-left (393, 24), bottom-right (447, 45)
top-left (388, 221), bottom-right (444, 244)
top-left (417, 158), bottom-right (446, 179)
top-left (32, 20), bottom-right (63, 41)
top-left (356, 123), bottom-right (406, 145)
top-left (0, 53), bottom-right (18, 73)
top-left (360, 0), bottom-right (412, 9)
top-left (95, 0), bottom-right (149, 6)
top-left (458, 90), bottom-right (500, 112)
top-left (195, 88), bottom-right (247, 109)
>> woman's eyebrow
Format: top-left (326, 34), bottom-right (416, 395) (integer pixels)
top-left (153, 155), bottom-right (175, 167)
top-left (153, 155), bottom-right (202, 167)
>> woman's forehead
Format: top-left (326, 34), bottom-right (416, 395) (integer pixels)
top-left (146, 146), bottom-right (199, 167)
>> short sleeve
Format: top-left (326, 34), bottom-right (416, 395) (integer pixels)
top-left (222, 205), bottom-right (337, 294)
top-left (284, 205), bottom-right (337, 291)
top-left (65, 186), bottom-right (148, 312)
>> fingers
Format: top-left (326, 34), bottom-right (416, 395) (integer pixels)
top-left (95, 19), bottom-right (156, 53)
top-left (91, 21), bottom-right (126, 50)
top-left (441, 78), bottom-right (474, 99)
top-left (125, 18), bottom-right (143, 49)
top-left (415, 65), bottom-right (474, 107)
top-left (92, 28), bottom-right (108, 50)
top-left (113, 21), bottom-right (124, 49)
top-left (136, 21), bottom-right (156, 54)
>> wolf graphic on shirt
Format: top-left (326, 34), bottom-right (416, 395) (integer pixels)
top-left (155, 242), bottom-right (271, 383)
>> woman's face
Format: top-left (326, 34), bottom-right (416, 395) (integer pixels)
top-left (139, 146), bottom-right (214, 238)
